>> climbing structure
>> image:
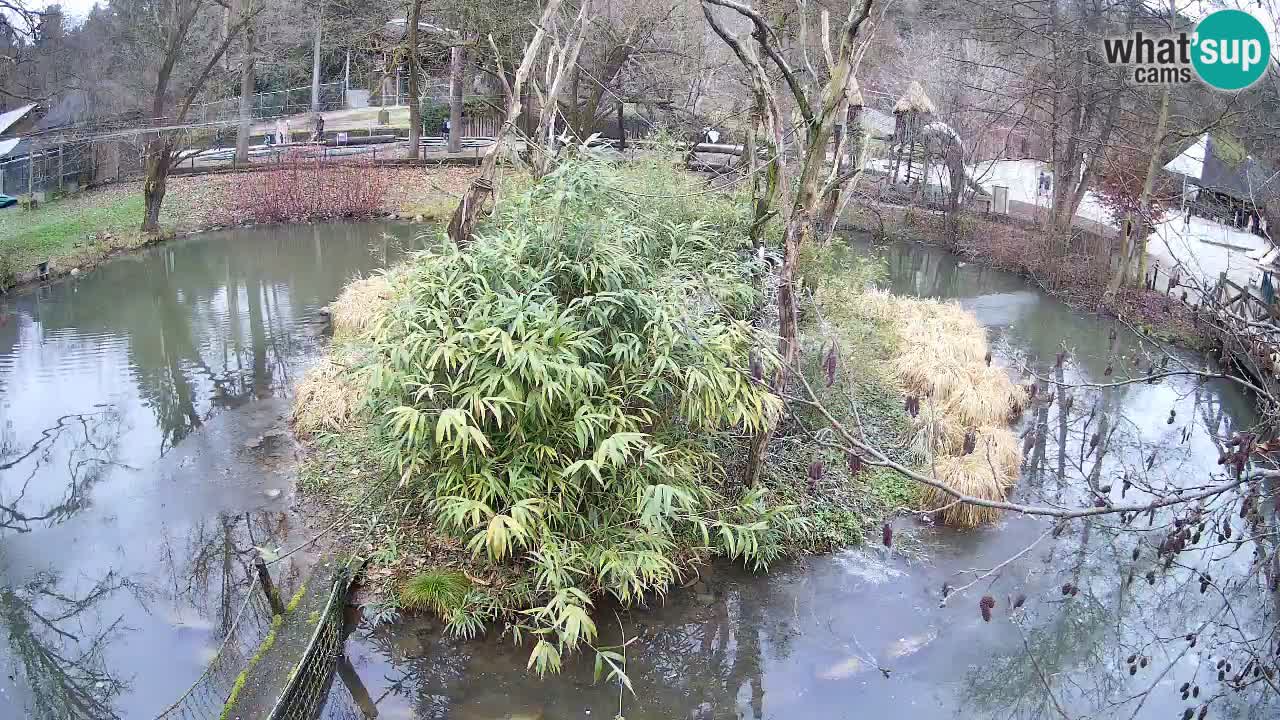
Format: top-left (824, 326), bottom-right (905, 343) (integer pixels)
top-left (890, 81), bottom-right (937, 186)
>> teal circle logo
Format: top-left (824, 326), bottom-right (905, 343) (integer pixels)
top-left (1192, 9), bottom-right (1271, 91)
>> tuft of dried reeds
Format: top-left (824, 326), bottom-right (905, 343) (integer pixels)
top-left (923, 429), bottom-right (1020, 526)
top-left (861, 290), bottom-right (1025, 527)
top-left (291, 358), bottom-right (365, 436)
top-left (330, 274), bottom-right (395, 340)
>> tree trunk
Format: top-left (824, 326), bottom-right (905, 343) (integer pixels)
top-left (309, 1), bottom-right (323, 112)
top-left (1104, 86), bottom-right (1169, 302)
top-left (569, 65), bottom-right (581, 135)
top-left (1132, 93), bottom-right (1171, 287)
top-left (142, 136), bottom-right (174, 233)
top-left (406, 0), bottom-right (422, 160)
top-left (235, 9), bottom-right (256, 164)
top-left (815, 116), bottom-right (846, 241)
top-left (1106, 214), bottom-right (1135, 301)
top-left (744, 120), bottom-right (836, 487)
top-left (448, 45), bottom-right (465, 153)
top-left (743, 81), bottom-right (781, 251)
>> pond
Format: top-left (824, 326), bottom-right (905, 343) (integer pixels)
top-left (0, 225), bottom-right (1272, 720)
top-left (0, 222), bottom-right (421, 719)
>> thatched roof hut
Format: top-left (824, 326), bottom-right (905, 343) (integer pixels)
top-left (849, 78), bottom-right (864, 108)
top-left (893, 81), bottom-right (937, 115)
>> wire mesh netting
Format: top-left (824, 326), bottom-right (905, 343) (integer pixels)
top-left (153, 588), bottom-right (280, 720)
top-left (195, 82), bottom-right (348, 123)
top-left (0, 142), bottom-right (93, 196)
top-left (266, 569), bottom-right (351, 720)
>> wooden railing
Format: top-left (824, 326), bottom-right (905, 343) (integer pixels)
top-left (1212, 274), bottom-right (1279, 326)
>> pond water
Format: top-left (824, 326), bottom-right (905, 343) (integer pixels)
top-left (0, 222), bottom-right (420, 719)
top-left (333, 239), bottom-right (1276, 720)
top-left (0, 225), bottom-right (1273, 720)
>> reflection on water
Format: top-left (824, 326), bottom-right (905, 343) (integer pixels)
top-left (336, 238), bottom-right (1276, 720)
top-left (0, 222), bottom-right (421, 718)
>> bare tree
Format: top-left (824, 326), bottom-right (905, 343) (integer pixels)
top-left (529, 2), bottom-right (590, 177)
top-left (112, 0), bottom-right (260, 233)
top-left (955, 0), bottom-right (1132, 241)
top-left (446, 0), bottom-right (566, 244)
top-left (405, 0), bottom-right (424, 158)
top-left (0, 2), bottom-right (67, 105)
top-left (309, 0), bottom-right (323, 111)
top-left (234, 0), bottom-right (257, 163)
top-left (702, 0), bottom-right (877, 485)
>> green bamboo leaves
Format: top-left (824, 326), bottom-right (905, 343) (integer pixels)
top-left (365, 156), bottom-right (802, 674)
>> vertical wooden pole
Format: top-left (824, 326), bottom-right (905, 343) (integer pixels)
top-left (617, 102), bottom-right (625, 152)
top-left (255, 555), bottom-right (286, 615)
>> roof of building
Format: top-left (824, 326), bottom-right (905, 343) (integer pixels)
top-left (0, 103), bottom-right (37, 136)
top-left (893, 81), bottom-right (936, 115)
top-left (0, 138), bottom-right (19, 158)
top-left (1165, 133), bottom-right (1279, 204)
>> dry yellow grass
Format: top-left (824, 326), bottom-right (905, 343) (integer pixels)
top-left (291, 359), bottom-right (366, 436)
top-left (927, 431), bottom-right (1019, 526)
top-left (861, 290), bottom-right (1026, 527)
top-left (329, 274), bottom-right (395, 340)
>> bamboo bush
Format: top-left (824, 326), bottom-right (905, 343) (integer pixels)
top-left (360, 155), bottom-right (803, 673)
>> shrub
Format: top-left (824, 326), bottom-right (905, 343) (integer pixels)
top-left (359, 155), bottom-right (801, 673)
top-left (227, 151), bottom-right (390, 224)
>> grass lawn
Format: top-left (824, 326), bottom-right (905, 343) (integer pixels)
top-left (0, 187), bottom-right (158, 284)
top-left (0, 165), bottom-right (478, 289)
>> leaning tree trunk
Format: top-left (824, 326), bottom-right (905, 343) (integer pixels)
top-left (406, 0), bottom-right (423, 160)
top-left (1105, 85), bottom-right (1169, 303)
top-left (1131, 87), bottom-right (1171, 289)
top-left (447, 45), bottom-right (465, 154)
top-left (446, 0), bottom-right (563, 245)
top-left (142, 136), bottom-right (175, 233)
top-left (235, 13), bottom-right (256, 164)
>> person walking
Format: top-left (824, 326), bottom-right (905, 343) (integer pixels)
top-left (312, 113), bottom-right (325, 142)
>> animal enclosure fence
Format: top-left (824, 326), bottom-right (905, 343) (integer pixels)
top-left (264, 569), bottom-right (352, 720)
top-left (0, 141), bottom-right (93, 197)
top-left (195, 82), bottom-right (348, 123)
